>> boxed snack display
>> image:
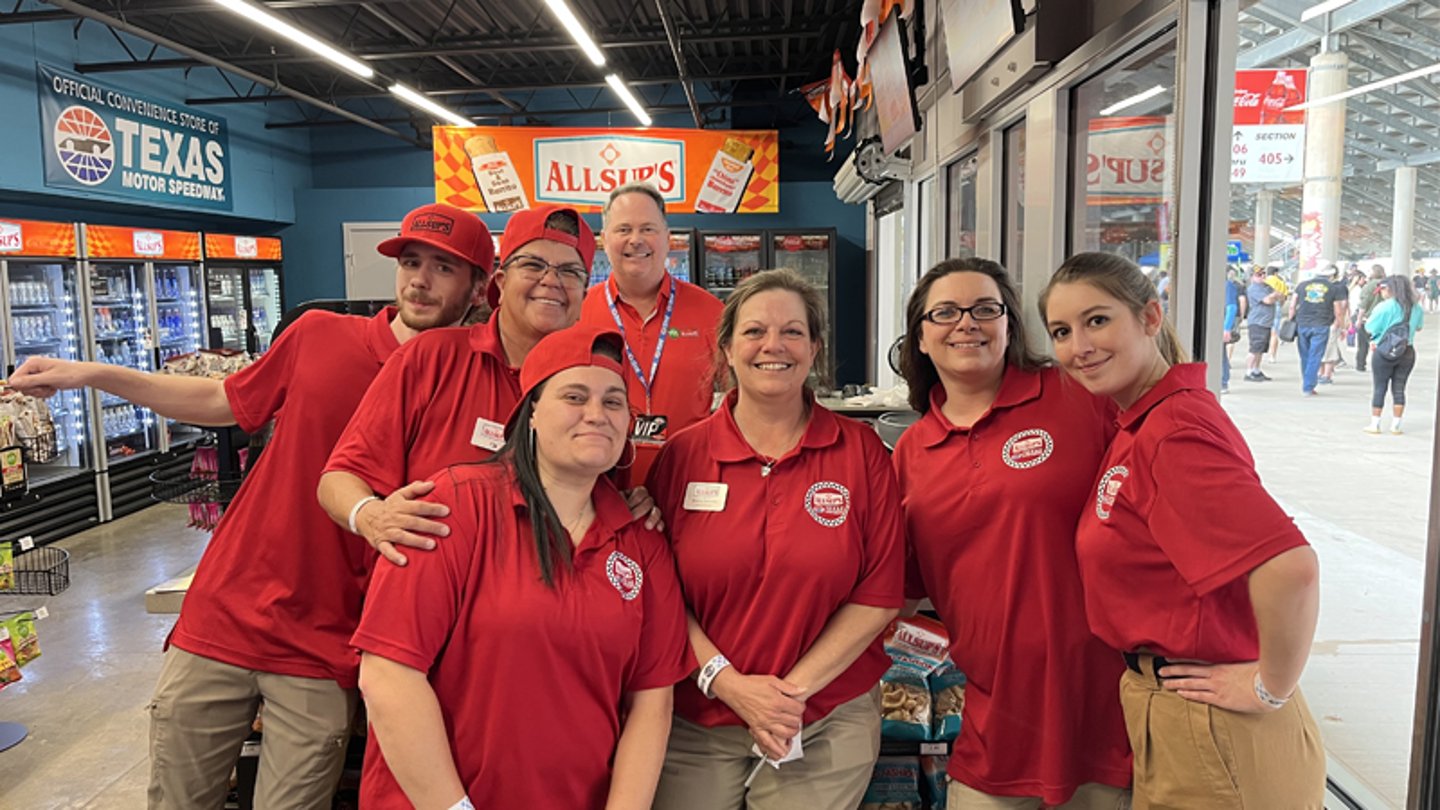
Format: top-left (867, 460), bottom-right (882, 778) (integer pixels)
top-left (881, 616), bottom-right (949, 740)
top-left (860, 755), bottom-right (922, 810)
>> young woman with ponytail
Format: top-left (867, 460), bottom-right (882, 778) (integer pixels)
top-left (1038, 252), bottom-right (1325, 809)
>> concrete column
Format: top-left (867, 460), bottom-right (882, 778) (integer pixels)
top-left (1299, 50), bottom-right (1349, 274)
top-left (1254, 188), bottom-right (1274, 267)
top-left (1391, 165), bottom-right (1417, 273)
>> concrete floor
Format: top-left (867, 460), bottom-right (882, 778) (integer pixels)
top-left (0, 312), bottom-right (1434, 809)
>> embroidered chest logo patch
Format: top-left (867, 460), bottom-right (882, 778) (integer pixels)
top-left (605, 551), bottom-right (643, 601)
top-left (1001, 428), bottom-right (1054, 469)
top-left (804, 481), bottom-right (851, 528)
top-left (1095, 465), bottom-right (1130, 520)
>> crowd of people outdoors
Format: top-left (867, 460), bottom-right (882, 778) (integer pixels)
top-left (1223, 259), bottom-right (1429, 434)
top-left (7, 184), bottom-right (1340, 809)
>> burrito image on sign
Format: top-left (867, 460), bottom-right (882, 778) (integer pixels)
top-left (694, 137), bottom-right (756, 214)
top-left (464, 134), bottom-right (531, 213)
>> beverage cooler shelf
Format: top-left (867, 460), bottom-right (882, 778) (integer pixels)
top-left (9, 303), bottom-right (57, 310)
top-left (14, 341), bottom-right (63, 351)
top-left (89, 299), bottom-right (134, 307)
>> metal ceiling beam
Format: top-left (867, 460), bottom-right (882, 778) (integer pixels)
top-left (0, 9), bottom-right (76, 25)
top-left (357, 2), bottom-right (522, 113)
top-left (1238, 0), bottom-right (1411, 68)
top-left (42, 0), bottom-right (421, 147)
top-left (655, 0), bottom-right (703, 127)
top-left (263, 98), bottom-right (788, 128)
top-left (1379, 150), bottom-right (1440, 170)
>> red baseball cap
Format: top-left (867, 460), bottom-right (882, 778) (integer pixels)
top-left (503, 326), bottom-right (628, 438)
top-left (487, 205), bottom-right (596, 309)
top-left (377, 203), bottom-right (495, 270)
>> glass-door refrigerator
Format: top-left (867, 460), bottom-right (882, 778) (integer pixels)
top-left (0, 218), bottom-right (94, 489)
top-left (587, 228), bottom-right (695, 289)
top-left (698, 231), bottom-right (765, 300)
top-left (150, 259), bottom-right (208, 449)
top-left (768, 229), bottom-right (838, 373)
top-left (202, 234), bottom-right (284, 354)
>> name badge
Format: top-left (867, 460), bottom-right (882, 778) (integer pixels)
top-left (683, 482), bottom-right (728, 512)
top-left (470, 417), bottom-right (506, 451)
top-left (631, 414), bottom-right (669, 446)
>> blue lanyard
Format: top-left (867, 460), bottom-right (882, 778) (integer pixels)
top-left (605, 275), bottom-right (676, 413)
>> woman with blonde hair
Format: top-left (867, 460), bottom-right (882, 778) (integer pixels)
top-left (1039, 251), bottom-right (1324, 809)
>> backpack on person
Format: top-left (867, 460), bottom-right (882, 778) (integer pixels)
top-left (1375, 304), bottom-right (1414, 361)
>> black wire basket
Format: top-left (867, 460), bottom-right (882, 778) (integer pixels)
top-left (149, 470), bottom-right (246, 506)
top-left (1, 546), bottom-right (70, 596)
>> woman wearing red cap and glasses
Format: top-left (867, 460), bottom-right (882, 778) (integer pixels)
top-left (352, 326), bottom-right (693, 810)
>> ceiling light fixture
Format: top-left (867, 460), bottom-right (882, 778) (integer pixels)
top-left (1287, 60), bottom-right (1440, 112)
top-left (1098, 84), bottom-right (1167, 116)
top-left (544, 0), bottom-right (607, 66)
top-left (389, 83), bottom-right (474, 127)
top-left (1299, 0), bottom-right (1356, 23)
top-left (605, 74), bottom-right (652, 126)
top-left (211, 0), bottom-right (373, 79)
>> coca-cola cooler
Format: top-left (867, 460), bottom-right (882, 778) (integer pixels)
top-left (80, 224), bottom-right (203, 521)
top-left (203, 234), bottom-right (284, 354)
top-left (699, 228), bottom-right (837, 369)
top-left (588, 228), bottom-right (695, 288)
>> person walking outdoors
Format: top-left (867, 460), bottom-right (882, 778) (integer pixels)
top-left (1363, 275), bottom-right (1425, 435)
top-left (1289, 266), bottom-right (1347, 396)
top-left (1244, 268), bottom-right (1279, 382)
top-left (1355, 265), bottom-right (1386, 372)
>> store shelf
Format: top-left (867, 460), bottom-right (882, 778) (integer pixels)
top-left (879, 739), bottom-right (951, 757)
top-left (90, 299), bottom-right (134, 307)
top-left (9, 302), bottom-right (57, 310)
top-left (14, 339), bottom-right (63, 349)
top-left (94, 333), bottom-right (137, 341)
top-left (104, 427), bottom-right (149, 440)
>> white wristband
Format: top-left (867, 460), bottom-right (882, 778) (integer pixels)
top-left (696, 653), bottom-right (731, 699)
top-left (347, 495), bottom-right (381, 535)
top-left (1253, 672), bottom-right (1291, 709)
top-left (447, 797), bottom-right (475, 810)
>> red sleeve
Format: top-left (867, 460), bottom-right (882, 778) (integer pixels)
top-left (626, 534), bottom-right (696, 690)
top-left (350, 471), bottom-right (479, 671)
top-left (324, 341), bottom-right (426, 496)
top-left (1147, 430), bottom-right (1307, 595)
top-left (848, 429), bottom-right (905, 608)
top-left (223, 311), bottom-right (309, 433)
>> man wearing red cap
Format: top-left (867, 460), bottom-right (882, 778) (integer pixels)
top-left (581, 182), bottom-right (724, 482)
top-left (319, 204), bottom-right (602, 565)
top-left (8, 202), bottom-right (492, 808)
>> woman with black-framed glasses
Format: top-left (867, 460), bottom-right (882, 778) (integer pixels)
top-left (893, 258), bottom-right (1132, 809)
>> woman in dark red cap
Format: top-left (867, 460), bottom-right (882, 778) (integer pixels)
top-left (352, 325), bottom-right (692, 810)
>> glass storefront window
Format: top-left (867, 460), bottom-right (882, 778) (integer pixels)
top-left (1003, 122), bottom-right (1026, 289)
top-left (947, 153), bottom-right (978, 259)
top-left (1068, 32), bottom-right (1178, 312)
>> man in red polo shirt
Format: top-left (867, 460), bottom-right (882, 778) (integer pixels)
top-left (581, 182), bottom-right (724, 482)
top-left (318, 204), bottom-right (594, 564)
top-left (7, 203), bottom-right (492, 809)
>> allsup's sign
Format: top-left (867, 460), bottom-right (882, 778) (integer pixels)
top-left (434, 126), bottom-right (779, 214)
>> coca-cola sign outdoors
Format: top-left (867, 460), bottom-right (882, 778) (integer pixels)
top-left (1232, 69), bottom-right (1307, 185)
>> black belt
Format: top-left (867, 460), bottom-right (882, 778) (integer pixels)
top-left (1123, 651), bottom-right (1175, 684)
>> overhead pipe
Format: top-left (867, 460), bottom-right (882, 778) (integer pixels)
top-left (655, 0), bottom-right (703, 127)
top-left (41, 0), bottom-right (423, 147)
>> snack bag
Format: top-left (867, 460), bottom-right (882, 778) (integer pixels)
top-left (880, 616), bottom-right (949, 740)
top-left (931, 657), bottom-right (967, 741)
top-left (920, 754), bottom-right (949, 810)
top-left (0, 630), bottom-right (21, 690)
top-left (860, 755), bottom-right (922, 810)
top-left (0, 544), bottom-right (13, 590)
top-left (3, 612), bottom-right (40, 667)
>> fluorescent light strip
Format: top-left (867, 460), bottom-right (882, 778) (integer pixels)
top-left (212, 0), bottom-right (373, 79)
top-left (1300, 0), bottom-right (1355, 23)
top-left (1286, 60), bottom-right (1440, 112)
top-left (390, 83), bottom-right (473, 127)
top-left (544, 0), bottom-right (606, 66)
top-left (1098, 84), bottom-right (1167, 116)
top-left (605, 74), bottom-right (652, 126)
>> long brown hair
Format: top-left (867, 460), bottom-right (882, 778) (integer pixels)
top-left (900, 258), bottom-right (1050, 413)
top-left (1038, 252), bottom-right (1190, 365)
top-left (714, 268), bottom-right (829, 390)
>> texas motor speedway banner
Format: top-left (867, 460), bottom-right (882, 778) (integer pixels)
top-left (38, 63), bottom-right (232, 211)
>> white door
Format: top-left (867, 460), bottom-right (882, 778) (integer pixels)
top-left (343, 221), bottom-right (401, 300)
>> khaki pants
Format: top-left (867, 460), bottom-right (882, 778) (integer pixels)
top-left (652, 686), bottom-right (882, 810)
top-left (146, 647), bottom-right (358, 810)
top-left (948, 780), bottom-right (1131, 809)
top-left (1119, 656), bottom-right (1325, 810)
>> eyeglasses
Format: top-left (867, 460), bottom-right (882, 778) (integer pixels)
top-left (922, 302), bottom-right (1007, 325)
top-left (503, 254), bottom-right (589, 289)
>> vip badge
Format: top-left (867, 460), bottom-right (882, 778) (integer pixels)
top-left (606, 551), bottom-right (644, 601)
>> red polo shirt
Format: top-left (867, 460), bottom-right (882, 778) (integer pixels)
top-left (1076, 363), bottom-right (1308, 662)
top-left (168, 308), bottom-right (400, 687)
top-left (581, 272), bottom-right (723, 482)
top-left (894, 367), bottom-right (1130, 803)
top-left (352, 463), bottom-right (692, 810)
top-left (325, 315), bottom-right (521, 494)
top-left (647, 391), bottom-right (904, 727)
